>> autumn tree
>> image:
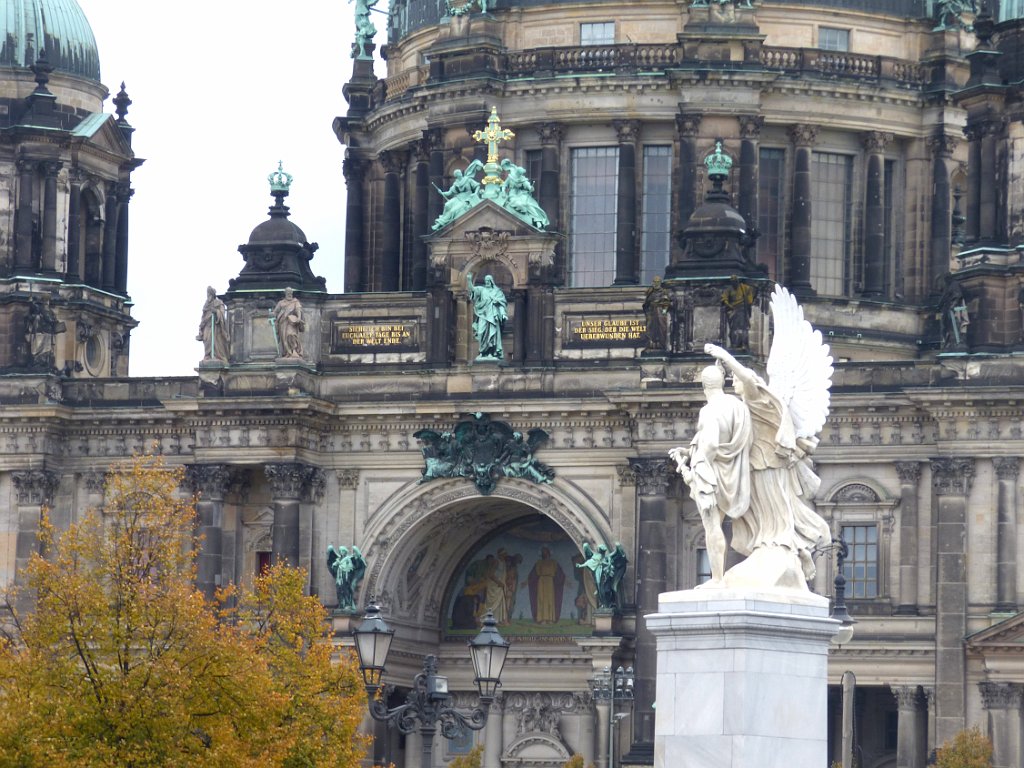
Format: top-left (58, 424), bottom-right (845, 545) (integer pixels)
top-left (935, 726), bottom-right (994, 768)
top-left (0, 454), bottom-right (369, 768)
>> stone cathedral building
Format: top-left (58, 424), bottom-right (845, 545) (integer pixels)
top-left (3, 0), bottom-right (1024, 767)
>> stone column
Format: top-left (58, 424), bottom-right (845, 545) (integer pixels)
top-left (101, 182), bottom-right (120, 292)
top-left (15, 159), bottom-right (36, 271)
top-left (737, 115), bottom-right (763, 229)
top-left (613, 120), bottom-right (640, 286)
top-left (979, 682), bottom-right (1024, 768)
top-left (787, 124), bottom-right (818, 296)
top-left (185, 464), bottom-right (232, 600)
top-left (923, 686), bottom-right (936, 757)
top-left (594, 694), bottom-right (611, 768)
top-left (895, 462), bottom-right (922, 615)
top-left (891, 685), bottom-right (927, 768)
top-left (266, 463), bottom-right (312, 567)
top-left (343, 155), bottom-right (366, 293)
top-left (40, 160), bottom-right (62, 273)
top-left (927, 133), bottom-right (957, 295)
top-left (11, 470), bottom-right (58, 583)
top-left (978, 119), bottom-right (1005, 244)
top-left (427, 129), bottom-right (445, 227)
top-left (66, 170), bottom-right (84, 281)
top-left (964, 122), bottom-right (982, 244)
top-left (930, 457), bottom-right (975, 746)
top-left (628, 457), bottom-right (672, 750)
top-left (411, 138), bottom-right (431, 292)
top-left (674, 113), bottom-right (701, 233)
top-left (379, 150), bottom-right (403, 292)
top-left (114, 182), bottom-right (132, 293)
top-left (537, 123), bottom-right (563, 235)
top-left (861, 131), bottom-right (892, 298)
top-left (993, 458), bottom-right (1020, 612)
top-left (483, 692), bottom-right (504, 768)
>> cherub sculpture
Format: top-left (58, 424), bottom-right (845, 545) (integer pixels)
top-left (670, 285), bottom-right (833, 590)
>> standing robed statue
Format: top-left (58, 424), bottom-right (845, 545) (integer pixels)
top-left (466, 272), bottom-right (508, 360)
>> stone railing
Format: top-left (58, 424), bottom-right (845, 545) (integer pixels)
top-left (506, 43), bottom-right (682, 75)
top-left (383, 65), bottom-right (427, 99)
top-left (760, 46), bottom-right (927, 85)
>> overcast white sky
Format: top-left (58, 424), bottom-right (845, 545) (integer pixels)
top-left (76, 1), bottom-right (386, 376)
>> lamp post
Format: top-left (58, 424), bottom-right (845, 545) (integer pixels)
top-left (590, 665), bottom-right (634, 768)
top-left (353, 600), bottom-right (510, 768)
top-left (829, 536), bottom-right (855, 646)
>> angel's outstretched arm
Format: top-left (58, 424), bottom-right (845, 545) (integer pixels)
top-left (704, 343), bottom-right (757, 389)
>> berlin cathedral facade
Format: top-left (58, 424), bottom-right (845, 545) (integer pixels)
top-left (3, 1), bottom-right (1024, 766)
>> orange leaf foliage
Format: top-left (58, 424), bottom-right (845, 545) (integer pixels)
top-left (0, 454), bottom-right (369, 768)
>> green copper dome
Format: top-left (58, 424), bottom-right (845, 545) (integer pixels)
top-left (0, 0), bottom-right (100, 81)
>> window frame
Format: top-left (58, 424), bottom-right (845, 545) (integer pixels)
top-left (580, 21), bottom-right (615, 46)
top-left (818, 26), bottom-right (850, 52)
top-left (568, 145), bottom-right (619, 288)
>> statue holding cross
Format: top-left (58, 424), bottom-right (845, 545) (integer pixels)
top-left (473, 106), bottom-right (515, 196)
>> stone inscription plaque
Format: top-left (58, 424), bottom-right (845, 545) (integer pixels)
top-left (563, 314), bottom-right (645, 348)
top-left (333, 320), bottom-right (420, 353)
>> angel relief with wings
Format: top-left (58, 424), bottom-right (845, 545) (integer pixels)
top-left (670, 285), bottom-right (833, 591)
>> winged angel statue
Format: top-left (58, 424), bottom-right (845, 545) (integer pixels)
top-left (669, 285), bottom-right (833, 590)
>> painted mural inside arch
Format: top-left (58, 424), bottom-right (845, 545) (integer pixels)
top-left (445, 516), bottom-right (596, 639)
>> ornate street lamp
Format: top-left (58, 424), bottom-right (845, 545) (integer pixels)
top-left (830, 537), bottom-right (856, 646)
top-left (352, 600), bottom-right (510, 768)
top-left (590, 665), bottom-right (634, 768)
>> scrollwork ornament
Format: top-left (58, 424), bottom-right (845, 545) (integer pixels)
top-left (12, 469), bottom-right (59, 506)
top-left (629, 457), bottom-right (671, 497)
top-left (895, 461), bottom-right (922, 486)
top-left (788, 123), bottom-right (818, 147)
top-left (993, 457), bottom-right (1020, 481)
top-left (930, 457), bottom-right (975, 496)
top-left (337, 468), bottom-right (360, 490)
top-left (537, 122), bottom-right (565, 145)
top-left (675, 112), bottom-right (702, 138)
top-left (265, 463), bottom-right (316, 501)
top-left (184, 464), bottom-right (232, 501)
top-left (738, 114), bottom-right (764, 140)
top-left (890, 685), bottom-right (924, 711)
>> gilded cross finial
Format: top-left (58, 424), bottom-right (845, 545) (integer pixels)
top-left (473, 107), bottom-right (515, 166)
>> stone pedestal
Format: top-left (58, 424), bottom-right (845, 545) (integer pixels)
top-left (647, 588), bottom-right (838, 768)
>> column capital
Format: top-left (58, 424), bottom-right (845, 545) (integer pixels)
top-left (628, 457), bottom-right (671, 497)
top-left (616, 464), bottom-right (637, 487)
top-left (16, 158), bottom-right (37, 174)
top-left (895, 461), bottom-right (922, 485)
top-left (40, 159), bottom-right (63, 177)
top-left (12, 469), bottom-right (59, 506)
top-left (738, 114), bottom-right (764, 140)
top-left (413, 136), bottom-right (432, 163)
top-left (265, 463), bottom-right (322, 501)
top-left (613, 119), bottom-right (641, 144)
top-left (184, 464), bottom-right (232, 501)
top-left (378, 149), bottom-right (407, 175)
top-left (675, 112), bottom-right (702, 138)
top-left (927, 132), bottom-right (958, 158)
top-left (979, 681), bottom-right (1024, 710)
top-left (336, 468), bottom-right (360, 490)
top-left (930, 457), bottom-right (975, 496)
top-left (890, 684), bottom-right (925, 711)
top-left (537, 122), bottom-right (565, 145)
top-left (342, 154), bottom-right (366, 182)
top-left (993, 457), bottom-right (1020, 481)
top-left (861, 131), bottom-right (894, 154)
top-left (788, 123), bottom-right (818, 147)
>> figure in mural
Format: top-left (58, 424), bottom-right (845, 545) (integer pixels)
top-left (484, 554), bottom-right (508, 622)
top-left (326, 544), bottom-right (367, 613)
top-left (452, 558), bottom-right (489, 629)
top-left (527, 546), bottom-right (565, 624)
top-left (197, 286), bottom-right (229, 364)
top-left (669, 364), bottom-right (751, 585)
top-left (498, 158), bottom-right (549, 229)
top-left (432, 160), bottom-right (484, 231)
top-left (671, 286), bottom-right (833, 590)
top-left (642, 276), bottom-right (671, 352)
top-left (350, 0), bottom-right (378, 59)
top-left (938, 274), bottom-right (970, 350)
top-left (721, 279), bottom-right (755, 349)
top-left (466, 273), bottom-right (508, 360)
top-left (498, 548), bottom-right (523, 624)
top-left (273, 287), bottom-right (306, 359)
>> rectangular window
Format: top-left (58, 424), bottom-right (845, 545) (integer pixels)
top-left (581, 21), bottom-right (615, 46)
top-left (697, 548), bottom-right (712, 586)
top-left (525, 149), bottom-right (543, 190)
top-left (819, 27), bottom-right (850, 52)
top-left (570, 146), bottom-right (618, 287)
top-left (1000, 0), bottom-right (1024, 21)
top-left (641, 145), bottom-right (672, 285)
top-left (883, 158), bottom-right (900, 298)
top-left (811, 152), bottom-right (853, 296)
top-left (757, 148), bottom-right (786, 282)
top-left (841, 524), bottom-right (878, 599)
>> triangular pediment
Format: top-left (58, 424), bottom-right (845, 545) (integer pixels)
top-left (967, 611), bottom-right (1024, 654)
top-left (427, 199), bottom-right (541, 239)
top-left (72, 113), bottom-right (134, 160)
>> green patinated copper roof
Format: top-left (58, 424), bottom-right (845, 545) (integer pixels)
top-left (0, 0), bottom-right (100, 81)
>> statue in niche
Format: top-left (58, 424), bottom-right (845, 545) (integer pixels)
top-left (577, 541), bottom-right (628, 609)
top-left (934, 0), bottom-right (975, 31)
top-left (669, 285), bottom-right (833, 590)
top-left (938, 274), bottom-right (970, 350)
top-left (350, 0), bottom-right (378, 59)
top-left (499, 159), bottom-right (549, 230)
top-left (642, 276), bottom-right (671, 352)
top-left (273, 287), bottom-right (306, 359)
top-left (432, 160), bottom-right (484, 231)
top-left (197, 286), bottom-right (229, 364)
top-left (721, 279), bottom-right (755, 349)
top-left (24, 296), bottom-right (65, 370)
top-left (327, 544), bottom-right (366, 613)
top-left (466, 272), bottom-right (508, 360)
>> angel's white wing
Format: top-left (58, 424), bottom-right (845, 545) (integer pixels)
top-left (765, 285), bottom-right (834, 439)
